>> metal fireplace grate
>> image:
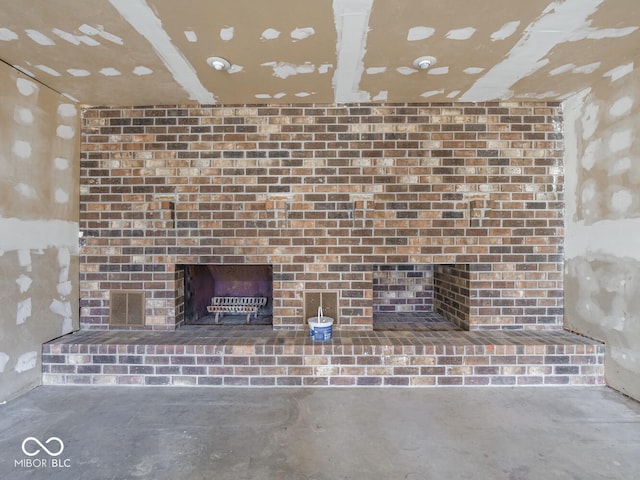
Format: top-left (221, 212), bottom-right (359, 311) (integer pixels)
top-left (207, 296), bottom-right (267, 324)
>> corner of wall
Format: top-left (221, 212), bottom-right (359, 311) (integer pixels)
top-left (563, 69), bottom-right (640, 401)
top-left (0, 63), bottom-right (80, 402)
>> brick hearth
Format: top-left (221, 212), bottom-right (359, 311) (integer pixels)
top-left (42, 329), bottom-right (604, 387)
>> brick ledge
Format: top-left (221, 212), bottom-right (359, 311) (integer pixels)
top-left (42, 328), bottom-right (605, 387)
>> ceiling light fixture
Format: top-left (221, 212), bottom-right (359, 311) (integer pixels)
top-left (206, 56), bottom-right (231, 71)
top-left (413, 56), bottom-right (437, 70)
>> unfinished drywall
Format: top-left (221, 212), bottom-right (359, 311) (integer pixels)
top-left (0, 0), bottom-right (638, 106)
top-left (564, 67), bottom-right (640, 401)
top-left (0, 62), bottom-right (80, 402)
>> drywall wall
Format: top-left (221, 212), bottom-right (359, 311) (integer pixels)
top-left (564, 67), bottom-right (640, 401)
top-left (0, 62), bottom-right (79, 402)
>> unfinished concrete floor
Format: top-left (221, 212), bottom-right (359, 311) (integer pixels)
top-left (1, 386), bottom-right (639, 480)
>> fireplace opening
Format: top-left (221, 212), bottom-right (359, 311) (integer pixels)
top-left (373, 264), bottom-right (467, 331)
top-left (183, 264), bottom-right (273, 325)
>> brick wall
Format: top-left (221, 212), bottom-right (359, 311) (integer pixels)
top-left (433, 264), bottom-right (471, 329)
top-left (373, 264), bottom-right (434, 313)
top-left (80, 102), bottom-right (564, 331)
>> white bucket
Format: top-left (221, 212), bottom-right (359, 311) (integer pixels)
top-left (308, 306), bottom-right (334, 342)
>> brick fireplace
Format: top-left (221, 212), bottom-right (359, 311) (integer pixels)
top-left (183, 264), bottom-right (273, 325)
top-left (80, 102), bottom-right (563, 332)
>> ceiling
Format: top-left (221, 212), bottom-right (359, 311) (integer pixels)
top-left (1, 0), bottom-right (639, 107)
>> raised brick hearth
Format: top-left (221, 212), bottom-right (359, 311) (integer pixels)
top-left (42, 328), bottom-right (604, 387)
top-left (80, 102), bottom-right (564, 332)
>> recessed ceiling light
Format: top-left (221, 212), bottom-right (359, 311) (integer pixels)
top-left (413, 56), bottom-right (437, 70)
top-left (206, 56), bottom-right (231, 71)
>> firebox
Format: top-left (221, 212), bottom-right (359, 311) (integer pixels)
top-left (183, 265), bottom-right (273, 325)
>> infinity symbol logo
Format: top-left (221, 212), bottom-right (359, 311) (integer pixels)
top-left (21, 437), bottom-right (65, 457)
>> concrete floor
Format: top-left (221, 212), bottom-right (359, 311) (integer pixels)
top-left (1, 387), bottom-right (639, 480)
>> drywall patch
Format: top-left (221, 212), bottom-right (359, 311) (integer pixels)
top-left (0, 218), bottom-right (79, 253)
top-left (52, 28), bottom-right (81, 45)
top-left (407, 26), bottom-right (434, 41)
top-left (610, 157), bottom-right (632, 176)
top-left (54, 157), bottom-right (70, 170)
top-left (574, 62), bottom-right (601, 74)
top-left (133, 66), bottom-right (153, 76)
top-left (580, 101), bottom-right (599, 140)
top-left (58, 247), bottom-right (71, 274)
top-left (580, 176), bottom-right (600, 220)
top-left (12, 140), bottom-right (32, 159)
top-left (14, 351), bottom-right (37, 373)
top-left (550, 63), bottom-right (575, 76)
top-left (464, 67), bottom-right (484, 75)
top-left (16, 298), bottom-right (31, 325)
top-left (16, 78), bottom-right (37, 96)
top-left (16, 274), bottom-right (32, 293)
top-left (581, 139), bottom-right (601, 171)
top-left (78, 24), bottom-right (123, 45)
top-left (332, 0), bottom-right (373, 103)
top-left (428, 66), bottom-right (449, 75)
top-left (100, 67), bottom-right (121, 76)
top-left (25, 29), bottom-right (55, 46)
top-left (61, 316), bottom-right (73, 335)
top-left (184, 30), bottom-right (197, 42)
top-left (587, 26), bottom-right (639, 40)
top-left (373, 91), bottom-right (387, 101)
top-left (610, 189), bottom-right (633, 213)
top-left (58, 104), bottom-right (77, 117)
top-left (421, 89), bottom-right (444, 98)
top-left (491, 21), bottom-right (520, 41)
top-left (14, 107), bottom-right (34, 125)
top-left (291, 27), bottom-right (315, 41)
top-left (52, 28), bottom-right (101, 46)
top-left (367, 67), bottom-right (386, 75)
top-left (446, 27), bottom-right (476, 40)
top-left (55, 188), bottom-right (70, 203)
top-left (50, 299), bottom-right (72, 320)
top-left (262, 61), bottom-right (314, 79)
top-left (0, 27), bottom-right (18, 41)
top-left (58, 280), bottom-right (72, 296)
top-left (14, 183), bottom-right (36, 198)
top-left (566, 217), bottom-right (640, 260)
top-left (261, 28), bottom-right (280, 40)
top-left (604, 63), bottom-right (634, 82)
top-left (56, 125), bottom-right (75, 139)
top-left (0, 353), bottom-right (9, 373)
top-left (220, 27), bottom-right (234, 41)
top-left (396, 67), bottom-right (416, 76)
top-left (109, 0), bottom-right (215, 103)
top-left (609, 128), bottom-right (632, 153)
top-left (67, 69), bottom-right (91, 77)
top-left (17, 250), bottom-right (32, 271)
top-left (609, 97), bottom-right (633, 117)
top-left (35, 65), bottom-right (61, 77)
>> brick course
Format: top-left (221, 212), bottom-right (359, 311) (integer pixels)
top-left (80, 102), bottom-right (564, 330)
top-left (41, 329), bottom-right (604, 387)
